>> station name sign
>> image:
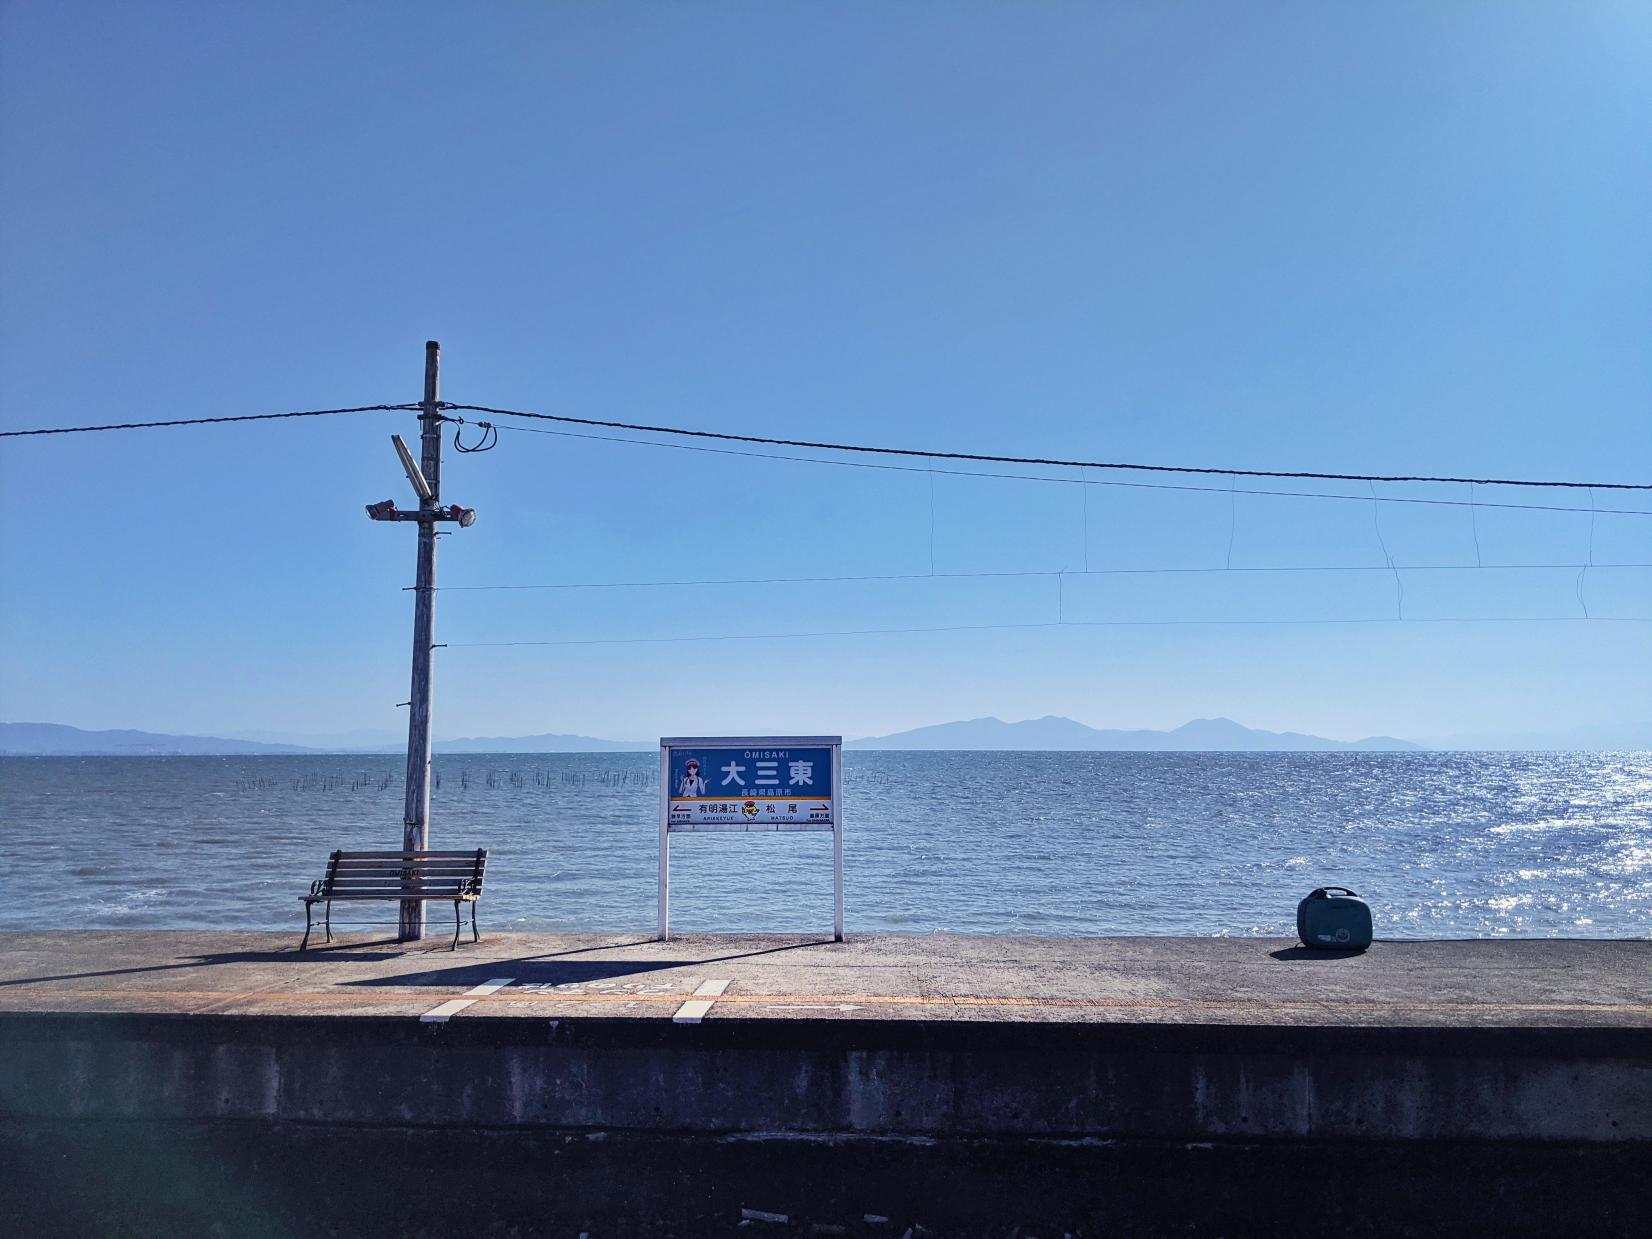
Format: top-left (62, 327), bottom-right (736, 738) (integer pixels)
top-left (665, 741), bottom-right (836, 831)
top-left (658, 735), bottom-right (844, 940)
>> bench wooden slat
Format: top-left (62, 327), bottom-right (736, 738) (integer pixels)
top-left (326, 878), bottom-right (478, 884)
top-left (322, 884), bottom-right (477, 893)
top-left (332, 856), bottom-right (483, 865)
top-left (326, 866), bottom-right (482, 877)
top-left (324, 851), bottom-right (485, 860)
top-left (307, 891), bottom-right (480, 901)
top-left (324, 874), bottom-right (480, 884)
top-left (326, 872), bottom-right (481, 882)
top-left (323, 889), bottom-right (477, 896)
top-left (322, 865), bottom-right (479, 872)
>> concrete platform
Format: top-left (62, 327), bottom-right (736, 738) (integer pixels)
top-left (3, 933), bottom-right (1649, 1236)
top-left (1, 930), bottom-right (1648, 1026)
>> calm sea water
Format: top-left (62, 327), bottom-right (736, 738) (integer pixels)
top-left (1, 752), bottom-right (1648, 938)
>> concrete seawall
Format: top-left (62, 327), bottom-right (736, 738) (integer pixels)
top-left (3, 1012), bottom-right (1648, 1143)
top-left (1, 932), bottom-right (1648, 1235)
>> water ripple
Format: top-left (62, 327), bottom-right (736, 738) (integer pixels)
top-left (0, 751), bottom-right (1648, 938)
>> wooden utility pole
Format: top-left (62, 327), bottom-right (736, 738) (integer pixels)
top-left (364, 341), bottom-right (478, 942)
top-left (401, 341), bottom-right (442, 939)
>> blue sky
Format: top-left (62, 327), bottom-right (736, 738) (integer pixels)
top-left (1, 2), bottom-right (1648, 744)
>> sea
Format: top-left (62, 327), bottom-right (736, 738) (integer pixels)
top-left (1, 751), bottom-right (1648, 939)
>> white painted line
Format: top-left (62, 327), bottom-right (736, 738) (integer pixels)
top-left (671, 1000), bottom-right (715, 1023)
top-left (420, 1000), bottom-right (473, 1023)
top-left (420, 977), bottom-right (514, 1023)
top-left (672, 978), bottom-right (732, 1024)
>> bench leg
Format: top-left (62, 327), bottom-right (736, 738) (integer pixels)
top-left (452, 900), bottom-right (462, 951)
top-left (301, 901), bottom-right (312, 951)
top-left (325, 900), bottom-right (333, 944)
top-left (471, 900), bottom-right (479, 944)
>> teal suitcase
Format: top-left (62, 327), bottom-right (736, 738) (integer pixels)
top-left (1296, 887), bottom-right (1373, 949)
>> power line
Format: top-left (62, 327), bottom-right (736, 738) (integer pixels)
top-left (489, 421), bottom-right (1652, 516)
top-left (7, 392), bottom-right (1646, 496)
top-left (431, 563), bottom-right (1652, 593)
top-left (0, 403), bottom-right (420, 438)
top-left (447, 614), bottom-right (1652, 648)
top-left (442, 402), bottom-right (1652, 492)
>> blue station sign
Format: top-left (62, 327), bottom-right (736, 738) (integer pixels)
top-left (664, 739), bottom-right (837, 831)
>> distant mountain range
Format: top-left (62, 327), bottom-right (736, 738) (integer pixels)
top-left (428, 733), bottom-right (647, 754)
top-left (0, 723), bottom-right (317, 756)
top-left (224, 728), bottom-right (645, 753)
top-left (0, 723), bottom-right (646, 756)
top-left (0, 716), bottom-right (1415, 754)
top-left (843, 716), bottom-right (1422, 751)
top-left (5, 717), bottom-right (1646, 756)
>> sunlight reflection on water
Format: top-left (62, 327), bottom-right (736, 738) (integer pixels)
top-left (1, 751), bottom-right (1648, 938)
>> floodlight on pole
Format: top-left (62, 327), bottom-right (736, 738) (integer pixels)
top-left (392, 434), bottom-right (434, 502)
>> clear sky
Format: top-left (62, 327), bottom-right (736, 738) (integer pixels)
top-left (2, 2), bottom-right (1648, 745)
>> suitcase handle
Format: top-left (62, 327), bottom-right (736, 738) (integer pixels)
top-left (1310, 886), bottom-right (1359, 899)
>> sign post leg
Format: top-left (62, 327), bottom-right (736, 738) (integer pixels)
top-left (658, 745), bottom-right (670, 941)
top-left (832, 743), bottom-right (844, 941)
top-left (833, 828), bottom-right (843, 942)
top-left (658, 835), bottom-right (670, 942)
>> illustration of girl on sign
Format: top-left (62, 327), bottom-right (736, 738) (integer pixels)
top-left (677, 758), bottom-right (707, 797)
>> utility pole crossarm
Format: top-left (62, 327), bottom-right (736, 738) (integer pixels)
top-left (365, 499), bottom-right (476, 524)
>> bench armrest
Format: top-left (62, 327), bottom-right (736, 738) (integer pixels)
top-left (309, 879), bottom-right (327, 897)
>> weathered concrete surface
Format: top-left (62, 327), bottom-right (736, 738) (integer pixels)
top-left (1, 930), bottom-right (1647, 1025)
top-left (1, 932), bottom-right (1647, 1140)
top-left (1, 933), bottom-right (1648, 1236)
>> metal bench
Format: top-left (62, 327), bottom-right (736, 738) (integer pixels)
top-left (301, 849), bottom-right (488, 950)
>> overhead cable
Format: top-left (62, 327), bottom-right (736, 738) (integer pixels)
top-left (0, 404), bottom-right (420, 438)
top-left (441, 402), bottom-right (1652, 492)
top-left (8, 394), bottom-right (1648, 495)
top-left (452, 419), bottom-right (498, 453)
top-left (491, 421), bottom-right (1652, 516)
top-left (431, 563), bottom-right (1652, 593)
top-left (447, 614), bottom-right (1652, 648)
